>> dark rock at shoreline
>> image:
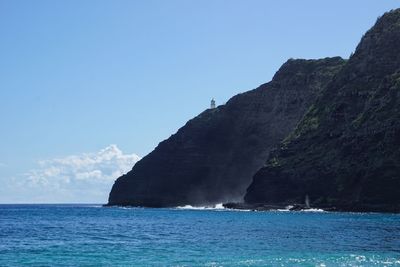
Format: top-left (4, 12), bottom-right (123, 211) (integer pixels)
top-left (223, 202), bottom-right (287, 211)
top-left (244, 9), bottom-right (400, 213)
top-left (223, 201), bottom-right (317, 211)
top-left (107, 57), bottom-right (345, 207)
top-left (223, 202), bottom-right (400, 213)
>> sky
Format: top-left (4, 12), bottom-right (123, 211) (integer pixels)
top-left (0, 0), bottom-right (399, 203)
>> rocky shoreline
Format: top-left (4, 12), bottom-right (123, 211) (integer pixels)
top-left (104, 202), bottom-right (399, 213)
top-left (223, 202), bottom-right (400, 213)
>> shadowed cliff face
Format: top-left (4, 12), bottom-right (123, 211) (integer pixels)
top-left (107, 57), bottom-right (345, 207)
top-left (245, 9), bottom-right (400, 212)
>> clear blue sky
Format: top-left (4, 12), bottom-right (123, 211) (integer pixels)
top-left (0, 1), bottom-right (398, 203)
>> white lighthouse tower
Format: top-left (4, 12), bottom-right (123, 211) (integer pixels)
top-left (210, 98), bottom-right (216, 109)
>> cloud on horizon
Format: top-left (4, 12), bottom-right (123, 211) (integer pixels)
top-left (1, 145), bottom-right (140, 203)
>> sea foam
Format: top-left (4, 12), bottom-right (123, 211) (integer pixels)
top-left (175, 203), bottom-right (225, 210)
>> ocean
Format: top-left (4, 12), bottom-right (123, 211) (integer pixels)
top-left (0, 204), bottom-right (399, 266)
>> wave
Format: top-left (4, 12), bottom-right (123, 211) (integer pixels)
top-left (175, 203), bottom-right (253, 212)
top-left (276, 205), bottom-right (325, 212)
top-left (175, 203), bottom-right (226, 210)
top-left (87, 205), bottom-right (103, 208)
top-left (300, 208), bottom-right (326, 212)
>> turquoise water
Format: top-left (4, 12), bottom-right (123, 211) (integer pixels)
top-left (0, 205), bottom-right (399, 266)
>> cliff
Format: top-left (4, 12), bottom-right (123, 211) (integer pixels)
top-left (244, 9), bottom-right (400, 213)
top-left (107, 57), bottom-right (345, 207)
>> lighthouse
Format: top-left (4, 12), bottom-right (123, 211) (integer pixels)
top-left (210, 98), bottom-right (216, 109)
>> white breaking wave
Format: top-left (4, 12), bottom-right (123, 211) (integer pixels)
top-left (276, 205), bottom-right (326, 212)
top-left (175, 204), bottom-right (326, 212)
top-left (175, 203), bottom-right (225, 210)
top-left (300, 208), bottom-right (326, 212)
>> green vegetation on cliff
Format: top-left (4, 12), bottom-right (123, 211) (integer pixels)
top-left (245, 9), bottom-right (400, 213)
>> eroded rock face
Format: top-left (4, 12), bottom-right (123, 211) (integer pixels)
top-left (245, 9), bottom-right (400, 213)
top-left (107, 57), bottom-right (345, 207)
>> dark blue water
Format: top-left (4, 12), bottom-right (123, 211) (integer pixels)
top-left (0, 205), bottom-right (399, 266)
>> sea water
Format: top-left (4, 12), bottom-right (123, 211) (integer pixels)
top-left (0, 204), bottom-right (399, 266)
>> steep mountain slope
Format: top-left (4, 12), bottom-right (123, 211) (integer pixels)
top-left (245, 9), bottom-right (400, 212)
top-left (107, 57), bottom-right (345, 207)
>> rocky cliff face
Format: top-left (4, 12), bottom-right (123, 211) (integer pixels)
top-left (245, 9), bottom-right (400, 212)
top-left (107, 57), bottom-right (345, 207)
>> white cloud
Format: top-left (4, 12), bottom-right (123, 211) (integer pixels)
top-left (0, 145), bottom-right (140, 203)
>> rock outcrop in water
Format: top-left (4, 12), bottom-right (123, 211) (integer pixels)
top-left (244, 9), bottom-right (400, 213)
top-left (107, 57), bottom-right (345, 207)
